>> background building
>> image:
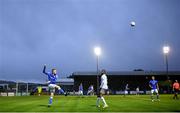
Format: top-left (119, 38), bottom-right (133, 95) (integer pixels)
top-left (71, 71), bottom-right (180, 94)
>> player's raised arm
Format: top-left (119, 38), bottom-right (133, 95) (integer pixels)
top-left (43, 64), bottom-right (48, 75)
top-left (55, 75), bottom-right (58, 81)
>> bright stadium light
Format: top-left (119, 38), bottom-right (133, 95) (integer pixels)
top-left (94, 47), bottom-right (101, 56)
top-left (163, 46), bottom-right (170, 54)
top-left (163, 46), bottom-right (170, 81)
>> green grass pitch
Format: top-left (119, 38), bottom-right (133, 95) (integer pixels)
top-left (0, 95), bottom-right (180, 112)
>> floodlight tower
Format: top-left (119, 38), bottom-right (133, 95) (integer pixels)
top-left (94, 47), bottom-right (101, 96)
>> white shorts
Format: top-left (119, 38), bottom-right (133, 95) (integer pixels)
top-left (151, 89), bottom-right (158, 94)
top-left (100, 88), bottom-right (108, 95)
top-left (48, 84), bottom-right (60, 93)
top-left (79, 90), bottom-right (83, 95)
top-left (48, 84), bottom-right (60, 88)
top-left (125, 90), bottom-right (128, 94)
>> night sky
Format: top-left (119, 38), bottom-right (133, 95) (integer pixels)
top-left (0, 0), bottom-right (180, 82)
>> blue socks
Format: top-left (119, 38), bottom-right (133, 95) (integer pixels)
top-left (48, 97), bottom-right (53, 105)
top-left (59, 88), bottom-right (65, 94)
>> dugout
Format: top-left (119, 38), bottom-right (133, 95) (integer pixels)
top-left (71, 71), bottom-right (180, 94)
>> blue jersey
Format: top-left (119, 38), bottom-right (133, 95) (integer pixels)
top-left (43, 66), bottom-right (58, 84)
top-left (79, 84), bottom-right (83, 91)
top-left (149, 80), bottom-right (158, 89)
top-left (88, 86), bottom-right (93, 90)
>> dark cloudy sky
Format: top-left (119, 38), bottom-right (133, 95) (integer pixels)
top-left (0, 0), bottom-right (180, 82)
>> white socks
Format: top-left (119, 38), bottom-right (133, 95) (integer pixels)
top-left (101, 97), bottom-right (107, 106)
top-left (96, 97), bottom-right (107, 106)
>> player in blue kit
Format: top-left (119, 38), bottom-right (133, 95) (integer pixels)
top-left (149, 76), bottom-right (160, 102)
top-left (43, 65), bottom-right (66, 107)
top-left (79, 83), bottom-right (83, 96)
top-left (87, 85), bottom-right (94, 95)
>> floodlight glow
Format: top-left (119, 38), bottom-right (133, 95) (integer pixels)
top-left (94, 47), bottom-right (101, 56)
top-left (163, 46), bottom-right (170, 54)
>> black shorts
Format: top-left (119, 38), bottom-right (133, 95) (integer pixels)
top-left (174, 89), bottom-right (179, 94)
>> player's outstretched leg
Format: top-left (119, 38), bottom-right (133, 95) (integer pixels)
top-left (57, 85), bottom-right (67, 96)
top-left (58, 88), bottom-right (64, 94)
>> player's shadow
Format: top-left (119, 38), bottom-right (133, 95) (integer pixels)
top-left (90, 105), bottom-right (97, 107)
top-left (39, 104), bottom-right (49, 107)
top-left (172, 110), bottom-right (180, 112)
top-left (39, 104), bottom-right (60, 108)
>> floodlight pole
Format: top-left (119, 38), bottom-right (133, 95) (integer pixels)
top-left (26, 83), bottom-right (28, 96)
top-left (94, 47), bottom-right (101, 96)
top-left (16, 82), bottom-right (18, 96)
top-left (165, 54), bottom-right (169, 79)
top-left (163, 46), bottom-right (170, 80)
top-left (96, 55), bottom-right (99, 96)
top-left (7, 84), bottom-right (9, 91)
top-left (163, 46), bottom-right (170, 93)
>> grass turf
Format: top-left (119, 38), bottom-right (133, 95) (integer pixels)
top-left (0, 95), bottom-right (180, 112)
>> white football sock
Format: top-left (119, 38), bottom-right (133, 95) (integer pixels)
top-left (101, 97), bottom-right (107, 106)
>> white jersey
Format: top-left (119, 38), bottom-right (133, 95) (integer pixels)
top-left (100, 74), bottom-right (108, 89)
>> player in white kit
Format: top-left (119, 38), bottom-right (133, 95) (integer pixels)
top-left (96, 69), bottom-right (108, 108)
